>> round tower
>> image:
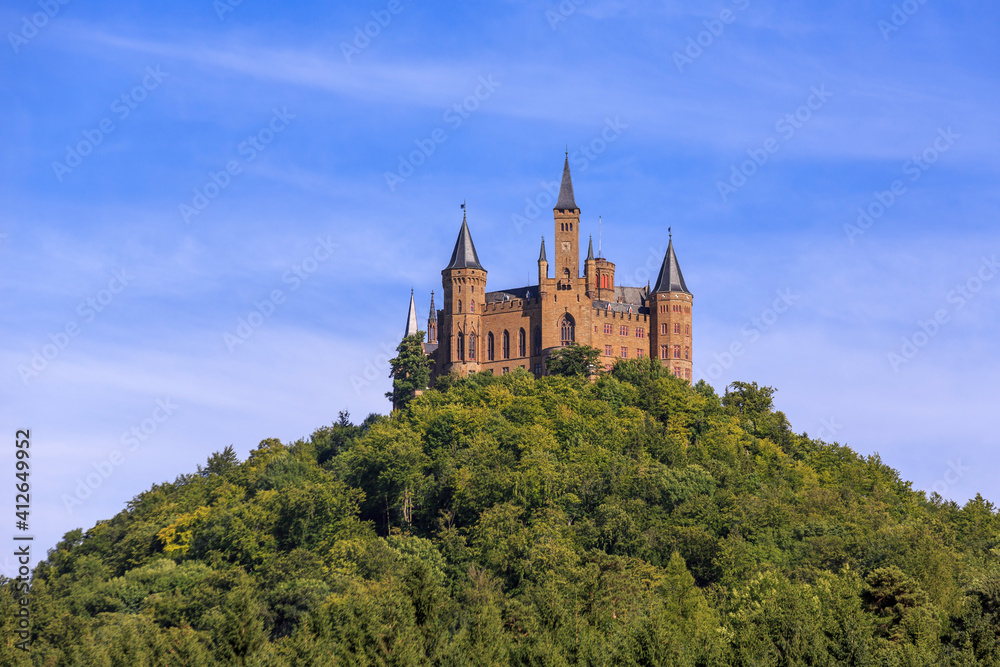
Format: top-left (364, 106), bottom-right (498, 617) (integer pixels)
top-left (440, 211), bottom-right (486, 377)
top-left (649, 233), bottom-right (693, 382)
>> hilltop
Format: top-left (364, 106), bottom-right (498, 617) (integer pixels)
top-left (3, 360), bottom-right (999, 665)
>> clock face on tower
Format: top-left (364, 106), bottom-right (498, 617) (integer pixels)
top-left (561, 242), bottom-right (570, 252)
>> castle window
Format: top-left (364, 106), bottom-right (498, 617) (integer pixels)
top-left (502, 367), bottom-right (509, 375)
top-left (569, 223), bottom-right (573, 231)
top-left (686, 324), bottom-right (690, 336)
top-left (470, 300), bottom-right (475, 313)
top-left (660, 345), bottom-right (668, 359)
top-left (674, 367), bottom-right (682, 377)
top-left (533, 326), bottom-right (542, 355)
top-left (620, 325), bottom-right (627, 336)
top-left (502, 330), bottom-right (510, 359)
top-left (674, 323), bottom-right (680, 334)
top-left (487, 333), bottom-right (495, 361)
top-left (518, 328), bottom-right (526, 357)
top-left (457, 333), bottom-right (465, 360)
top-left (601, 274), bottom-right (609, 289)
top-left (637, 348), bottom-right (645, 358)
top-left (636, 327), bottom-right (645, 339)
top-left (604, 323), bottom-right (612, 335)
top-left (604, 345), bottom-right (612, 356)
top-left (673, 345), bottom-right (681, 359)
top-left (559, 315), bottom-right (575, 346)
top-left (620, 347), bottom-right (628, 358)
top-left (684, 347), bottom-right (690, 360)
top-left (685, 369), bottom-right (691, 380)
top-left (534, 363), bottom-right (541, 376)
top-left (458, 300), bottom-right (462, 313)
top-left (468, 334), bottom-right (476, 360)
top-left (659, 305), bottom-right (666, 313)
top-left (661, 323), bottom-right (668, 335)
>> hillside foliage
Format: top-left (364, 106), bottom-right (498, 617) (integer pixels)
top-left (3, 360), bottom-right (1000, 665)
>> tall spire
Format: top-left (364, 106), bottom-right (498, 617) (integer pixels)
top-left (586, 235), bottom-right (595, 260)
top-left (651, 237), bottom-right (690, 294)
top-left (538, 236), bottom-right (547, 262)
top-left (428, 290), bottom-right (436, 318)
top-left (554, 154), bottom-right (577, 211)
top-left (404, 289), bottom-right (418, 337)
top-left (445, 213), bottom-right (485, 271)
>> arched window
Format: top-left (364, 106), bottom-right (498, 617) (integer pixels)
top-left (559, 315), bottom-right (575, 346)
top-left (502, 330), bottom-right (510, 359)
top-left (487, 333), bottom-right (495, 361)
top-left (600, 275), bottom-right (609, 289)
top-left (533, 326), bottom-right (542, 355)
top-left (457, 332), bottom-right (465, 360)
top-left (518, 328), bottom-right (526, 357)
top-left (468, 334), bottom-right (476, 360)
top-left (458, 300), bottom-right (462, 313)
top-left (563, 268), bottom-right (570, 279)
top-left (470, 300), bottom-right (475, 313)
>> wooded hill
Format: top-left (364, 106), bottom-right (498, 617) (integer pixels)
top-left (3, 360), bottom-right (999, 665)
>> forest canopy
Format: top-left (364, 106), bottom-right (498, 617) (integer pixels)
top-left (3, 360), bottom-right (999, 665)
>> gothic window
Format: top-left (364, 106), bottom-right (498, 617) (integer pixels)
top-left (673, 345), bottom-right (681, 359)
top-left (620, 347), bottom-right (628, 358)
top-left (661, 323), bottom-right (668, 335)
top-left (601, 275), bottom-right (609, 289)
top-left (604, 323), bottom-right (612, 334)
top-left (620, 325), bottom-right (627, 336)
top-left (684, 347), bottom-right (690, 360)
top-left (468, 334), bottom-right (476, 360)
top-left (533, 326), bottom-right (542, 355)
top-left (458, 300), bottom-right (462, 313)
top-left (534, 363), bottom-right (541, 376)
top-left (686, 324), bottom-right (690, 336)
top-left (637, 348), bottom-right (645, 358)
top-left (518, 328), bottom-right (526, 357)
top-left (636, 327), bottom-right (645, 338)
top-left (470, 300), bottom-right (475, 313)
top-left (457, 333), bottom-right (465, 360)
top-left (559, 315), bottom-right (575, 346)
top-left (487, 333), bottom-right (495, 361)
top-left (674, 367), bottom-right (682, 377)
top-left (674, 323), bottom-right (680, 334)
top-left (604, 345), bottom-right (612, 356)
top-left (660, 345), bottom-right (668, 359)
top-left (502, 330), bottom-right (510, 359)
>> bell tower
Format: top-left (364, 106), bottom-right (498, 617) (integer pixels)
top-left (553, 154), bottom-right (580, 288)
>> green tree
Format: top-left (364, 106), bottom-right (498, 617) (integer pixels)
top-left (387, 331), bottom-right (433, 411)
top-left (545, 343), bottom-right (602, 378)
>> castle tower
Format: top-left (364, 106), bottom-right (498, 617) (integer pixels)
top-left (538, 237), bottom-right (548, 285)
top-left (427, 291), bottom-right (437, 345)
top-left (440, 211), bottom-right (486, 376)
top-left (649, 232), bottom-right (693, 381)
top-left (553, 155), bottom-right (580, 287)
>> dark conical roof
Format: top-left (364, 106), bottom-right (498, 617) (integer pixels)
top-left (586, 235), bottom-right (595, 260)
top-left (428, 291), bottom-right (436, 318)
top-left (445, 213), bottom-right (485, 271)
top-left (651, 239), bottom-right (690, 294)
top-left (538, 236), bottom-right (547, 262)
top-left (554, 155), bottom-right (578, 210)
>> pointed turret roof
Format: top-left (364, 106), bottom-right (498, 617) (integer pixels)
top-left (651, 238), bottom-right (690, 294)
top-left (445, 212), bottom-right (485, 271)
top-left (586, 235), bottom-right (595, 260)
top-left (538, 237), bottom-right (547, 262)
top-left (404, 289), bottom-right (418, 337)
top-left (554, 154), bottom-right (578, 211)
top-left (428, 291), bottom-right (436, 318)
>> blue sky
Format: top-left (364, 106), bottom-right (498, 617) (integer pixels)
top-left (2, 0), bottom-right (998, 564)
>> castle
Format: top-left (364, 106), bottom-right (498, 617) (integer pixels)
top-left (401, 156), bottom-right (693, 383)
